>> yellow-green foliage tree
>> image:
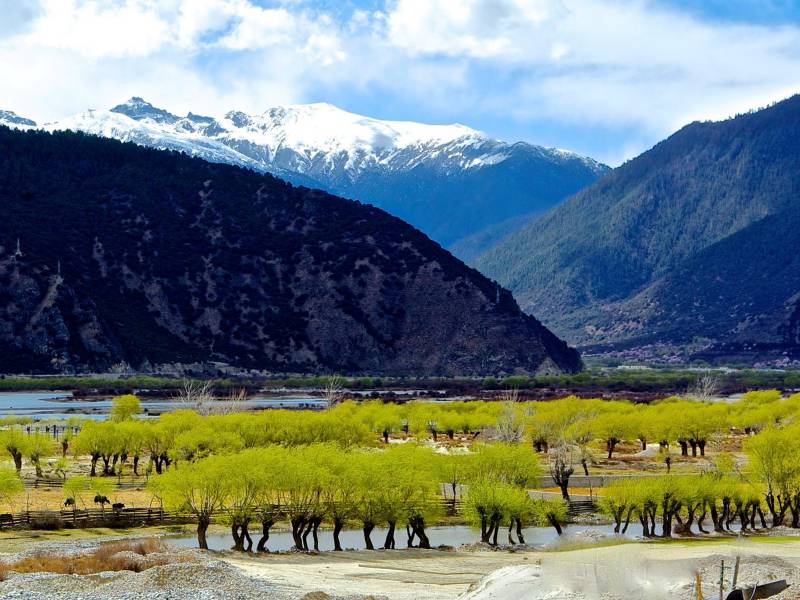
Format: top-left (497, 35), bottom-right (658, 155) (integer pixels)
top-left (745, 426), bottom-right (800, 527)
top-left (151, 454), bottom-right (231, 549)
top-left (109, 394), bottom-right (141, 422)
top-left (26, 433), bottom-right (52, 478)
top-left (0, 467), bottom-right (23, 509)
top-left (0, 428), bottom-right (28, 473)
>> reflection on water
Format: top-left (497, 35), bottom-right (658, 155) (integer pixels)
top-left (166, 523), bottom-right (628, 552)
top-left (0, 391), bottom-right (325, 421)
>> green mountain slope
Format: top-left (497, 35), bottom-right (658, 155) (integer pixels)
top-left (474, 95), bottom-right (800, 361)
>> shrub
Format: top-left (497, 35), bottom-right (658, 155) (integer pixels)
top-left (29, 513), bottom-right (64, 531)
top-left (6, 539), bottom-right (179, 575)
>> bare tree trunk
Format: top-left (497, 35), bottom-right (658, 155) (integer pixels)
top-left (311, 517), bottom-right (321, 552)
top-left (242, 520), bottom-right (253, 551)
top-left (384, 521), bottom-right (396, 549)
top-left (291, 517), bottom-right (306, 550)
top-left (515, 518), bottom-right (525, 544)
top-left (406, 523), bottom-right (416, 548)
top-left (333, 518), bottom-right (344, 551)
top-left (232, 523), bottom-right (244, 551)
top-left (363, 522), bottom-right (375, 550)
top-left (257, 518), bottom-right (274, 552)
top-left (547, 514), bottom-right (563, 535)
top-left (197, 517), bottom-right (210, 550)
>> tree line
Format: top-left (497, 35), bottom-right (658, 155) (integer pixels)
top-left (0, 390), bottom-right (799, 549)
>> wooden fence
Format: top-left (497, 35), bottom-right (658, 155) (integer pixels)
top-left (24, 477), bottom-right (146, 490)
top-left (0, 507), bottom-right (193, 529)
top-left (0, 498), bottom-right (597, 531)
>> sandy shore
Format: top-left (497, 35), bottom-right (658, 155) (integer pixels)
top-left (221, 539), bottom-right (800, 599)
top-left (224, 548), bottom-right (529, 599)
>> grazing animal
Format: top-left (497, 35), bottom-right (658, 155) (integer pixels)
top-left (64, 498), bottom-right (75, 507)
top-left (112, 503), bottom-right (124, 511)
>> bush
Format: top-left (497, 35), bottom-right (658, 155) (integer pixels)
top-left (29, 513), bottom-right (64, 531)
top-left (6, 539), bottom-right (178, 575)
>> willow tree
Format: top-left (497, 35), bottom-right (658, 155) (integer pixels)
top-left (0, 428), bottom-right (28, 473)
top-left (26, 433), bottom-right (52, 478)
top-left (532, 497), bottom-right (568, 535)
top-left (350, 451), bottom-right (384, 550)
top-left (74, 421), bottom-right (114, 476)
top-left (744, 426), bottom-right (800, 527)
top-left (593, 411), bottom-right (631, 460)
top-left (152, 454), bottom-right (230, 549)
top-left (437, 452), bottom-right (471, 512)
top-left (0, 467), bottom-right (22, 510)
top-left (599, 479), bottom-right (638, 534)
top-left (380, 444), bottom-right (441, 549)
top-left (275, 446), bottom-right (324, 551)
top-left (323, 449), bottom-right (358, 551)
top-left (115, 421), bottom-right (147, 476)
top-left (224, 450), bottom-right (265, 552)
top-left (255, 446), bottom-right (287, 552)
top-left (464, 481), bottom-right (530, 545)
top-left (109, 394), bottom-right (141, 422)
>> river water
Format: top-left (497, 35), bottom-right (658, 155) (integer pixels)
top-left (0, 391), bottom-right (324, 421)
top-left (166, 523), bottom-right (629, 552)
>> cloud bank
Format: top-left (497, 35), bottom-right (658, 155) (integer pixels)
top-left (1, 0), bottom-right (799, 163)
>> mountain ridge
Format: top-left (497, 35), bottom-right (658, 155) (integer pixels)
top-left (1, 98), bottom-right (608, 252)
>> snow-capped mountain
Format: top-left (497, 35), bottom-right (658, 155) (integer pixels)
top-left (0, 110), bottom-right (36, 127)
top-left (0, 98), bottom-right (608, 252)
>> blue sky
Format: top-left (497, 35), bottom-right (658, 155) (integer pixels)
top-left (1, 0), bottom-right (800, 165)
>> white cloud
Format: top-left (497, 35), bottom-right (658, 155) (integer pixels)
top-left (384, 0), bottom-right (800, 128)
top-left (0, 0), bottom-right (799, 164)
top-left (16, 0), bottom-right (171, 58)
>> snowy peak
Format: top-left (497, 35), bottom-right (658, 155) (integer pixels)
top-left (110, 97), bottom-right (180, 125)
top-left (243, 101), bottom-right (481, 154)
top-left (0, 110), bottom-right (36, 128)
top-left (14, 97), bottom-right (604, 180)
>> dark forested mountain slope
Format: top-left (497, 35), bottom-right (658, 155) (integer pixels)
top-left (0, 126), bottom-right (580, 375)
top-left (474, 95), bottom-right (800, 362)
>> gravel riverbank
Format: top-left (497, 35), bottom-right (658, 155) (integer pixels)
top-left (1, 533), bottom-right (800, 599)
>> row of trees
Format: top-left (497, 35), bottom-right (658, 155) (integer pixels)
top-left (4, 391), bottom-right (798, 483)
top-left (69, 391), bottom-right (800, 475)
top-left (1, 391), bottom-right (796, 509)
top-left (600, 469), bottom-right (763, 538)
top-left (521, 391), bottom-right (795, 460)
top-left (599, 420), bottom-right (800, 539)
top-left (148, 443), bottom-right (566, 550)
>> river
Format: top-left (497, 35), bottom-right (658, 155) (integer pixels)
top-left (0, 391), bottom-right (325, 421)
top-left (166, 523), bottom-right (629, 552)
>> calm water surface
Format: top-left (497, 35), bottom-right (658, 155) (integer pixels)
top-left (0, 391), bottom-right (324, 421)
top-left (166, 523), bottom-right (629, 552)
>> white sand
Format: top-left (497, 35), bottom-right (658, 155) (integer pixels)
top-left (222, 540), bottom-right (800, 600)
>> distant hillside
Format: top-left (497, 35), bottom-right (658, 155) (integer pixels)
top-left (0, 98), bottom-right (608, 254)
top-left (0, 126), bottom-right (580, 375)
top-left (474, 95), bottom-right (800, 363)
